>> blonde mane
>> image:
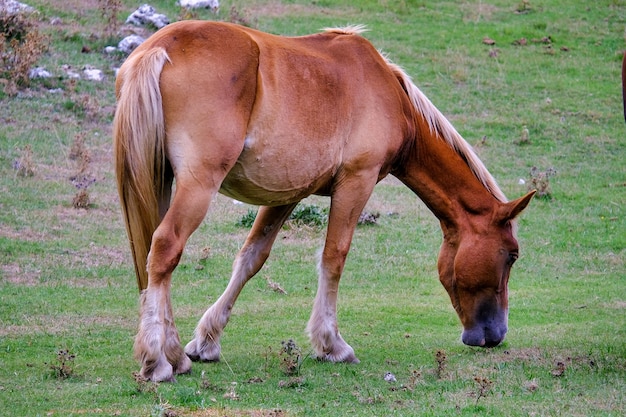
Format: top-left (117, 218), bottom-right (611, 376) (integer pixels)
top-left (321, 26), bottom-right (506, 202)
top-left (383, 57), bottom-right (508, 203)
top-left (323, 24), bottom-right (368, 36)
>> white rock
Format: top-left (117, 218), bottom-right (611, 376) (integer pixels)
top-left (103, 46), bottom-right (118, 54)
top-left (83, 66), bottom-right (104, 82)
top-left (0, 0), bottom-right (35, 14)
top-left (126, 4), bottom-right (169, 29)
top-left (384, 372), bottom-right (396, 382)
top-left (61, 64), bottom-right (81, 79)
top-left (118, 35), bottom-right (145, 54)
top-left (29, 67), bottom-right (51, 79)
top-left (177, 0), bottom-right (219, 10)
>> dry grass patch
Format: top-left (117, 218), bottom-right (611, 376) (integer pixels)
top-left (606, 300), bottom-right (626, 310)
top-left (44, 0), bottom-right (102, 11)
top-left (0, 223), bottom-right (49, 242)
top-left (167, 408), bottom-right (289, 417)
top-left (244, 1), bottom-right (349, 19)
top-left (460, 2), bottom-right (502, 22)
top-left (1, 262), bottom-right (41, 286)
top-left (0, 313), bottom-right (134, 337)
top-left (477, 347), bottom-right (544, 364)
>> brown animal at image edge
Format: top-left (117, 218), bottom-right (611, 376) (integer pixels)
top-left (113, 21), bottom-right (535, 382)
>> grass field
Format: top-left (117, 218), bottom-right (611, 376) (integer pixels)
top-left (1, 0), bottom-right (625, 416)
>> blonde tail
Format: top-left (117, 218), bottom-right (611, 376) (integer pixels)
top-left (113, 47), bottom-right (171, 291)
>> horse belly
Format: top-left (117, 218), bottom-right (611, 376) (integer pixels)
top-left (219, 134), bottom-right (338, 206)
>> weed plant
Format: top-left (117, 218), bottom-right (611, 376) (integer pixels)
top-left (47, 349), bottom-right (76, 380)
top-left (68, 133), bottom-right (96, 209)
top-left (12, 144), bottom-right (35, 177)
top-left (278, 339), bottom-right (304, 376)
top-left (0, 7), bottom-right (49, 95)
top-left (98, 0), bottom-right (122, 39)
top-left (527, 166), bottom-right (556, 198)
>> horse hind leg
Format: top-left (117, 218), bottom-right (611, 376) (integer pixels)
top-left (185, 203), bottom-right (298, 362)
top-left (135, 286), bottom-right (191, 381)
top-left (134, 176), bottom-right (217, 382)
top-left (158, 173), bottom-right (190, 376)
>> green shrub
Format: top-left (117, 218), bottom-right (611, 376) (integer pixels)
top-left (236, 204), bottom-right (329, 228)
top-left (288, 204), bottom-right (328, 227)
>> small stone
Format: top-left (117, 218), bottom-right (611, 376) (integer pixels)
top-left (178, 0), bottom-right (219, 10)
top-left (384, 372), bottom-right (396, 382)
top-left (0, 0), bottom-right (35, 15)
top-left (29, 67), bottom-right (51, 79)
top-left (126, 4), bottom-right (170, 29)
top-left (83, 66), bottom-right (104, 82)
top-left (118, 35), bottom-right (145, 54)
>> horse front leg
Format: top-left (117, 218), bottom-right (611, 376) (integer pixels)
top-left (185, 203), bottom-right (298, 362)
top-left (307, 176), bottom-right (377, 363)
top-left (135, 183), bottom-right (214, 382)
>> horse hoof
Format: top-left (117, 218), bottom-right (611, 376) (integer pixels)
top-left (317, 349), bottom-right (360, 364)
top-left (344, 354), bottom-right (360, 364)
top-left (184, 338), bottom-right (221, 362)
top-left (174, 353), bottom-right (192, 375)
top-left (140, 358), bottom-right (175, 382)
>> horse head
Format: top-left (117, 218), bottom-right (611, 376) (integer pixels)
top-left (437, 191), bottom-right (535, 348)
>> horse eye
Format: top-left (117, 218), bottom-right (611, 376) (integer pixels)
top-left (507, 252), bottom-right (519, 266)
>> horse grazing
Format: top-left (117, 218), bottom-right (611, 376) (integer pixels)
top-left (114, 21), bottom-right (535, 382)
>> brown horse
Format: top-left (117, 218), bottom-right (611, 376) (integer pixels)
top-left (114, 21), bottom-right (535, 382)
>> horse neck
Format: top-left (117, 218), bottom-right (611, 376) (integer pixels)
top-left (394, 127), bottom-right (499, 230)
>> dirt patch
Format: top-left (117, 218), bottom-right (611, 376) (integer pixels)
top-left (1, 262), bottom-right (42, 286)
top-left (0, 223), bottom-right (49, 242)
top-left (44, 0), bottom-right (101, 10)
top-left (498, 347), bottom-right (544, 362)
top-left (460, 2), bottom-right (502, 23)
top-left (85, 241), bottom-right (129, 266)
top-left (2, 243), bottom-right (128, 289)
top-left (244, 1), bottom-right (354, 20)
top-left (246, 2), bottom-right (328, 17)
top-left (180, 408), bottom-right (288, 417)
top-left (472, 347), bottom-right (544, 365)
top-left (47, 408), bottom-right (289, 417)
top-left (0, 313), bottom-right (134, 337)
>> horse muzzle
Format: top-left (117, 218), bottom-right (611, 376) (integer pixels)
top-left (461, 322), bottom-right (507, 348)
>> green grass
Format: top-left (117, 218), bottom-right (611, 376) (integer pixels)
top-left (1, 0), bottom-right (625, 415)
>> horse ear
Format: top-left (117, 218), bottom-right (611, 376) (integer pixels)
top-left (497, 190), bottom-right (536, 222)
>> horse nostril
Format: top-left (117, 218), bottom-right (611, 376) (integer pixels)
top-left (461, 329), bottom-right (486, 347)
top-left (483, 339), bottom-right (501, 348)
top-left (462, 325), bottom-right (506, 348)
top-left (483, 329), bottom-right (506, 348)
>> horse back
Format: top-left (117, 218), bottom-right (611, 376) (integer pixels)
top-left (130, 22), bottom-right (415, 204)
